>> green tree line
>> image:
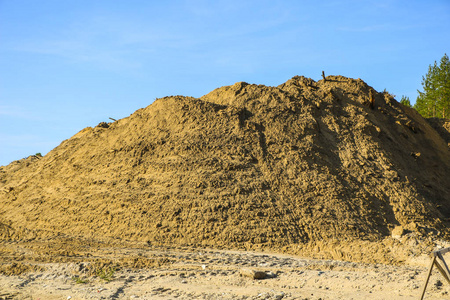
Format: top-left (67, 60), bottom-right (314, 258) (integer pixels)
top-left (413, 54), bottom-right (450, 118)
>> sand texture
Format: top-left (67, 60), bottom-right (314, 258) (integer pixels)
top-left (0, 75), bottom-right (450, 298)
top-left (0, 241), bottom-right (450, 299)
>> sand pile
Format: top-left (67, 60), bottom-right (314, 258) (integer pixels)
top-left (1, 75), bottom-right (449, 263)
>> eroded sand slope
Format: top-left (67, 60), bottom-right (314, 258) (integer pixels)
top-left (1, 75), bottom-right (449, 264)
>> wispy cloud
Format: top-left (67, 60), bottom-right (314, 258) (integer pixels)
top-left (0, 133), bottom-right (44, 146)
top-left (11, 38), bottom-right (139, 71)
top-left (337, 22), bottom-right (428, 33)
top-left (337, 24), bottom-right (391, 32)
top-left (5, 2), bottom-right (297, 73)
top-left (0, 105), bottom-right (39, 120)
top-left (0, 132), bottom-right (57, 165)
top-left (6, 15), bottom-right (179, 70)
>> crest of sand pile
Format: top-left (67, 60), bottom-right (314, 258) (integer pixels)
top-left (1, 75), bottom-right (449, 263)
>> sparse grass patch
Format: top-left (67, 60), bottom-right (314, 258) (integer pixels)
top-left (72, 276), bottom-right (88, 284)
top-left (96, 265), bottom-right (116, 282)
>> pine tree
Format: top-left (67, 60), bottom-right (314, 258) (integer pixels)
top-left (437, 54), bottom-right (450, 118)
top-left (415, 54), bottom-right (450, 118)
top-left (400, 95), bottom-right (411, 107)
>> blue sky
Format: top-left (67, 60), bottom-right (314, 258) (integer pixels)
top-left (1, 0), bottom-right (449, 166)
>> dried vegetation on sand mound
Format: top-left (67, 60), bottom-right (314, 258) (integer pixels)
top-left (0, 75), bottom-right (449, 263)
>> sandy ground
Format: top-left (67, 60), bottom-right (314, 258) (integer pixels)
top-left (1, 246), bottom-right (449, 300)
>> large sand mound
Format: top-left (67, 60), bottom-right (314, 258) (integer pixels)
top-left (1, 75), bottom-right (449, 263)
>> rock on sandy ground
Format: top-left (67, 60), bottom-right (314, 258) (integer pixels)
top-left (1, 247), bottom-right (449, 300)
